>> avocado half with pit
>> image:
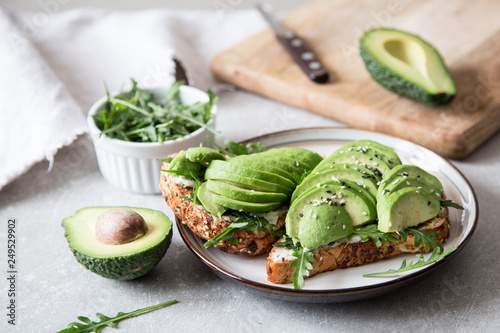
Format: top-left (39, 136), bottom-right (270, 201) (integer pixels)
top-left (62, 206), bottom-right (173, 280)
top-left (360, 28), bottom-right (456, 106)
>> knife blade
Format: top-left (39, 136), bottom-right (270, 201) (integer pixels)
top-left (256, 3), bottom-right (329, 84)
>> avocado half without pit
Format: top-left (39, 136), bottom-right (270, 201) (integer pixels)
top-left (360, 28), bottom-right (456, 106)
top-left (62, 207), bottom-right (173, 280)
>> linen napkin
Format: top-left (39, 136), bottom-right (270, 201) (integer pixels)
top-left (0, 5), bottom-right (265, 190)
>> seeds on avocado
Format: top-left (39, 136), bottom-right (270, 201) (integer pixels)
top-left (95, 208), bottom-right (148, 245)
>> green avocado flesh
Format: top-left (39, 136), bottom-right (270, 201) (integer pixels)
top-left (198, 182), bottom-right (226, 217)
top-left (286, 184), bottom-right (376, 240)
top-left (298, 204), bottom-right (353, 249)
top-left (284, 139), bottom-right (444, 249)
top-left (62, 207), bottom-right (172, 280)
top-left (379, 165), bottom-right (443, 194)
top-left (377, 187), bottom-right (441, 232)
top-left (206, 180), bottom-right (288, 203)
top-left (360, 28), bottom-right (456, 106)
top-left (292, 166), bottom-right (379, 202)
top-left (313, 151), bottom-right (391, 177)
top-left (207, 160), bottom-right (296, 191)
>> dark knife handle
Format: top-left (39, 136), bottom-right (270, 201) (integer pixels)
top-left (276, 30), bottom-right (329, 83)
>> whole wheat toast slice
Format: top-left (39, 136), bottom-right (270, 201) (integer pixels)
top-left (266, 206), bottom-right (450, 284)
top-left (160, 162), bottom-right (286, 256)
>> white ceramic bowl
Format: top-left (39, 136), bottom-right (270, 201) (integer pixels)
top-left (87, 85), bottom-right (217, 194)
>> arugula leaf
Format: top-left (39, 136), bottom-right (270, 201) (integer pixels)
top-left (203, 211), bottom-right (283, 248)
top-left (290, 246), bottom-right (316, 290)
top-left (363, 246), bottom-right (456, 277)
top-left (440, 200), bottom-right (464, 210)
top-left (350, 224), bottom-right (400, 247)
top-left (224, 140), bottom-right (249, 156)
top-left (402, 227), bottom-right (444, 253)
top-left (206, 136), bottom-right (233, 157)
top-left (274, 237), bottom-right (316, 290)
top-left (93, 79), bottom-right (219, 143)
top-left (58, 300), bottom-right (178, 333)
top-left (246, 142), bottom-right (268, 153)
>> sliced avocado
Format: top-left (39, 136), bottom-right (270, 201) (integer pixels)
top-left (263, 147), bottom-right (323, 167)
top-left (360, 28), bottom-right (456, 106)
top-left (204, 167), bottom-right (290, 194)
top-left (262, 148), bottom-right (322, 170)
top-left (337, 140), bottom-right (402, 168)
top-left (292, 167), bottom-right (379, 202)
top-left (286, 184), bottom-right (376, 239)
top-left (228, 154), bottom-right (305, 182)
top-left (210, 191), bottom-right (283, 213)
top-left (206, 180), bottom-right (288, 203)
top-left (377, 186), bottom-right (441, 232)
top-left (197, 182), bottom-right (226, 217)
top-left (169, 150), bottom-right (202, 174)
top-left (226, 158), bottom-right (295, 183)
top-left (207, 160), bottom-right (295, 191)
top-left (313, 151), bottom-right (391, 178)
top-left (297, 204), bottom-right (354, 249)
top-left (379, 165), bottom-right (443, 195)
top-left (186, 147), bottom-right (225, 166)
top-left (62, 206), bottom-right (172, 280)
top-left (377, 175), bottom-right (441, 198)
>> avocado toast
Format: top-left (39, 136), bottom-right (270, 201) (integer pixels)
top-left (266, 140), bottom-right (452, 288)
top-left (160, 143), bottom-right (322, 255)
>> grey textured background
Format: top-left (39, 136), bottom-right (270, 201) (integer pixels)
top-left (1, 1), bottom-right (499, 332)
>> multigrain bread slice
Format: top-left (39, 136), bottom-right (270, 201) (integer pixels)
top-left (160, 162), bottom-right (286, 256)
top-left (266, 206), bottom-right (450, 284)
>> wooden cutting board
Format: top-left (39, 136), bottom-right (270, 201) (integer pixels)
top-left (211, 0), bottom-right (500, 159)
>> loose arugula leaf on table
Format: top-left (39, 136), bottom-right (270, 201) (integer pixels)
top-left (440, 200), bottom-right (464, 210)
top-left (363, 246), bottom-right (457, 277)
top-left (93, 78), bottom-right (219, 143)
top-left (203, 211), bottom-right (283, 248)
top-left (58, 300), bottom-right (178, 333)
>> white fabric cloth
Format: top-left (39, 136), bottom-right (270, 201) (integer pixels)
top-left (0, 6), bottom-right (265, 190)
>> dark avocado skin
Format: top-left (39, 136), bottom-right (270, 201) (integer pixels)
top-left (359, 36), bottom-right (455, 106)
top-left (70, 231), bottom-right (172, 280)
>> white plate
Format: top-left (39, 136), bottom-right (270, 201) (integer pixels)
top-left (176, 127), bottom-right (478, 302)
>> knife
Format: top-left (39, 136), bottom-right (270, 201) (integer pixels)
top-left (256, 3), bottom-right (329, 84)
top-left (173, 57), bottom-right (191, 86)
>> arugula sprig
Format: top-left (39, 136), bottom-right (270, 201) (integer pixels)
top-left (206, 137), bottom-right (269, 157)
top-left (363, 246), bottom-right (457, 277)
top-left (440, 200), bottom-right (464, 210)
top-left (204, 211), bottom-right (284, 248)
top-left (161, 169), bottom-right (203, 206)
top-left (350, 224), bottom-right (401, 247)
top-left (58, 300), bottom-right (178, 333)
top-left (274, 237), bottom-right (316, 289)
top-left (93, 79), bottom-right (219, 143)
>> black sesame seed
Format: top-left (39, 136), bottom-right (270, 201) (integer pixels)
top-left (326, 190), bottom-right (332, 193)
top-left (341, 203), bottom-right (345, 206)
top-left (369, 157), bottom-right (373, 160)
top-left (334, 202), bottom-right (338, 206)
top-left (341, 181), bottom-right (345, 186)
top-left (299, 213), bottom-right (303, 217)
top-left (362, 175), bottom-right (367, 179)
top-left (347, 185), bottom-right (351, 188)
top-left (427, 201), bottom-right (431, 206)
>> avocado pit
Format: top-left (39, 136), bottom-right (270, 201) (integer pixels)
top-left (95, 208), bottom-right (148, 245)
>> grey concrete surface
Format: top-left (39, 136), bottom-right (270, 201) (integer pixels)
top-left (1, 1), bottom-right (499, 332)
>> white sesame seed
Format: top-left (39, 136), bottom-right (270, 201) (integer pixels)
top-left (362, 212), bottom-right (368, 216)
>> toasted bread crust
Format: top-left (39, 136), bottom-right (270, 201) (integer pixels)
top-left (266, 206), bottom-right (450, 284)
top-left (160, 163), bottom-right (286, 256)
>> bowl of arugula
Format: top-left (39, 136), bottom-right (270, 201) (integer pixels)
top-left (87, 79), bottom-right (218, 194)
